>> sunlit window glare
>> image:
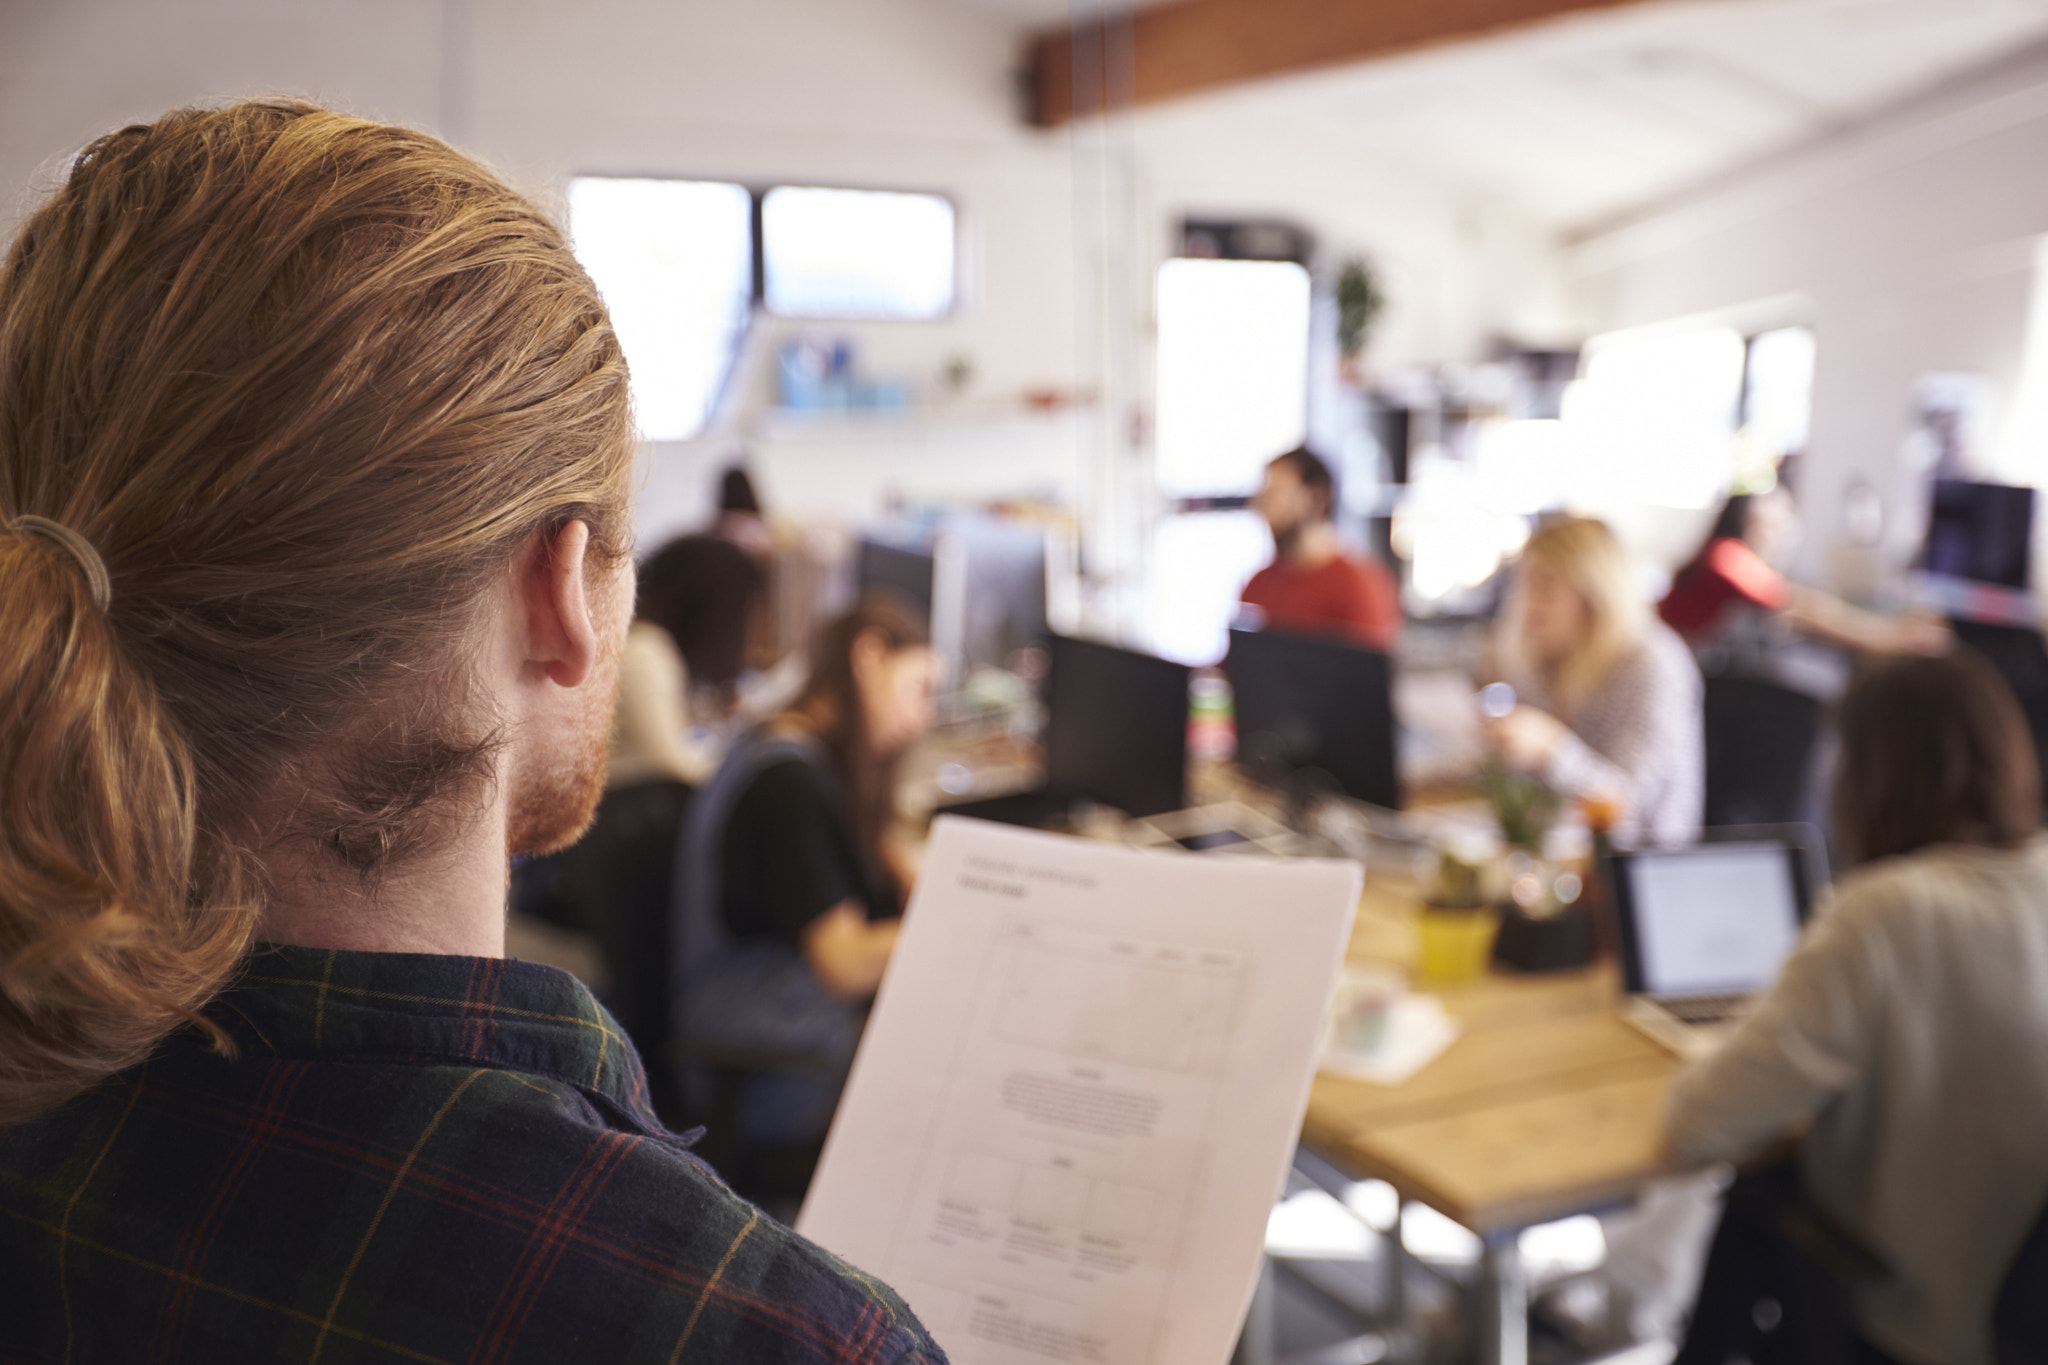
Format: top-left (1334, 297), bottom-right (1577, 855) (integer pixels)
top-left (1150, 511), bottom-right (1272, 665)
top-left (1154, 258), bottom-right (1312, 497)
top-left (1392, 451), bottom-right (1534, 606)
top-left (1743, 326), bottom-right (1816, 461)
top-left (568, 177), bottom-right (754, 443)
top-left (763, 186), bottom-right (955, 319)
top-left (1560, 325), bottom-right (1748, 513)
top-left (1150, 257), bottom-right (1312, 663)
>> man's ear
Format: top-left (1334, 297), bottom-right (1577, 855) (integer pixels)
top-left (520, 521), bottom-right (599, 689)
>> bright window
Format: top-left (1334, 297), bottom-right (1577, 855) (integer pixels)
top-left (1154, 258), bottom-right (1311, 497)
top-left (568, 177), bottom-right (754, 442)
top-left (1743, 326), bottom-right (1816, 460)
top-left (1150, 510), bottom-right (1272, 666)
top-left (762, 187), bottom-right (955, 320)
top-left (1150, 258), bottom-right (1312, 663)
top-left (1560, 326), bottom-right (1748, 512)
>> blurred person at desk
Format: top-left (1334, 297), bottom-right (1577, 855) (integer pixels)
top-left (1661, 481), bottom-right (1949, 680)
top-left (1668, 650), bottom-right (2048, 1365)
top-left (1487, 517), bottom-right (1703, 846)
top-left (612, 531), bottom-right (771, 787)
top-left (713, 462), bottom-right (777, 562)
top-left (1240, 445), bottom-right (1402, 650)
top-left (677, 593), bottom-right (936, 1213)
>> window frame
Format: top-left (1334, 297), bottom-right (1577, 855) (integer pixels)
top-left (568, 172), bottom-right (962, 324)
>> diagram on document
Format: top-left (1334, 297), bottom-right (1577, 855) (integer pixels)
top-left (883, 917), bottom-right (1248, 1364)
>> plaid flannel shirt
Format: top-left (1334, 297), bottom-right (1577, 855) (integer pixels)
top-left (0, 943), bottom-right (945, 1364)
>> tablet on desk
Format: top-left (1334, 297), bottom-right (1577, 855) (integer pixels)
top-left (1126, 802), bottom-right (1295, 857)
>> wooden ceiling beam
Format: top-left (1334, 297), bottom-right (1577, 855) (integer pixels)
top-left (1028, 0), bottom-right (1664, 128)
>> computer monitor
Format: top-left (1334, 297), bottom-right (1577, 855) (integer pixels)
top-left (855, 536), bottom-right (936, 625)
top-left (1922, 479), bottom-right (2034, 591)
top-left (1227, 628), bottom-right (1400, 810)
top-left (950, 516), bottom-right (1048, 675)
top-left (1043, 635), bottom-right (1191, 818)
top-left (1610, 839), bottom-right (1817, 999)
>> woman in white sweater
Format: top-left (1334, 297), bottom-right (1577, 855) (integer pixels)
top-left (1668, 650), bottom-right (2048, 1365)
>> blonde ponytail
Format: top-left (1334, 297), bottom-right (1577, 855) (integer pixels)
top-left (0, 536), bottom-right (249, 1123)
top-left (0, 100), bottom-right (634, 1122)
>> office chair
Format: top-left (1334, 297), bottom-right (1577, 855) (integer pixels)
top-left (1949, 623), bottom-right (2048, 806)
top-left (538, 779), bottom-right (696, 1122)
top-left (1702, 676), bottom-right (1826, 829)
top-left (1675, 1156), bottom-right (1890, 1365)
top-left (1995, 1195), bottom-right (2048, 1365)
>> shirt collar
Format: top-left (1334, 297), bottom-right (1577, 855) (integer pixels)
top-left (204, 943), bottom-right (663, 1132)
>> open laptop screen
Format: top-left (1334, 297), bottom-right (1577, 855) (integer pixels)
top-left (1615, 842), bottom-right (1811, 998)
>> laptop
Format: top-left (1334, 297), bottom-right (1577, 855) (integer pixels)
top-left (1227, 627), bottom-right (1401, 810)
top-left (1610, 832), bottom-right (1822, 1058)
top-left (938, 634), bottom-right (1192, 827)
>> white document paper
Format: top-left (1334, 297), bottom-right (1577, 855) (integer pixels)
top-left (797, 817), bottom-right (1361, 1365)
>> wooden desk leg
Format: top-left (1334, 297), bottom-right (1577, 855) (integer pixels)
top-left (1476, 1233), bottom-right (1528, 1365)
top-left (1230, 1254), bottom-right (1276, 1365)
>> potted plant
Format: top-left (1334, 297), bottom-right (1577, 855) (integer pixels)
top-left (1335, 258), bottom-right (1385, 386)
top-left (1484, 763), bottom-right (1596, 973)
top-left (1418, 843), bottom-right (1499, 985)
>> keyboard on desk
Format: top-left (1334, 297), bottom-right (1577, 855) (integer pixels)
top-left (1656, 993), bottom-right (1750, 1026)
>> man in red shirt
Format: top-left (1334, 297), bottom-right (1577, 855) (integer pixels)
top-left (1240, 446), bottom-right (1402, 651)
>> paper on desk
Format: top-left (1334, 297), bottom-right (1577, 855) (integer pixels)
top-left (797, 816), bottom-right (1361, 1365)
top-left (1320, 994), bottom-right (1461, 1085)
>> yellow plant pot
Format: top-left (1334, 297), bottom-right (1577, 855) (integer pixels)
top-left (1418, 906), bottom-right (1499, 985)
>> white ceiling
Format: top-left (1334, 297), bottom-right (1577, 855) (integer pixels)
top-left (952, 0), bottom-right (2048, 230)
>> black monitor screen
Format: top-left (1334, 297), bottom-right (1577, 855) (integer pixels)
top-left (1922, 480), bottom-right (2034, 591)
top-left (1043, 636), bottom-right (1190, 818)
top-left (855, 537), bottom-right (935, 625)
top-left (1228, 628), bottom-right (1400, 809)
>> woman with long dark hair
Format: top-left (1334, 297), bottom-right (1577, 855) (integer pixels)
top-left (1669, 650), bottom-right (2048, 1365)
top-left (676, 592), bottom-right (936, 1212)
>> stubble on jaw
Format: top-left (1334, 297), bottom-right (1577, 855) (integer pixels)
top-left (505, 589), bottom-right (628, 860)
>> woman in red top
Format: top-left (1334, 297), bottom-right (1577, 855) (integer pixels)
top-left (1660, 485), bottom-right (1947, 659)
top-left (1240, 446), bottom-right (1402, 651)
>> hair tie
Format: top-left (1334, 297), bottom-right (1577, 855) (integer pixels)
top-left (10, 515), bottom-right (113, 612)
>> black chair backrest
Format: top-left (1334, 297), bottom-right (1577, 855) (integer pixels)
top-left (1949, 622), bottom-right (2048, 807)
top-left (1703, 676), bottom-right (1825, 829)
top-left (1995, 1196), bottom-right (2048, 1365)
top-left (553, 779), bottom-right (694, 1119)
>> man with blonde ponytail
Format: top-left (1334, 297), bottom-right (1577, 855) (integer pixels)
top-left (0, 101), bottom-right (943, 1362)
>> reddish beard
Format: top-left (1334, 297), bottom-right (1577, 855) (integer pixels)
top-left (506, 618), bottom-right (624, 859)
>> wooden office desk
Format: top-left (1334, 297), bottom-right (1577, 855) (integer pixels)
top-left (1298, 878), bottom-right (1681, 1365)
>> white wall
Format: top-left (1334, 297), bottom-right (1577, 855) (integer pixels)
top-left (1, 0), bottom-right (1577, 571)
top-left (1134, 88), bottom-right (1583, 368)
top-left (0, 0), bottom-right (1080, 414)
top-left (1570, 42), bottom-right (2048, 585)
